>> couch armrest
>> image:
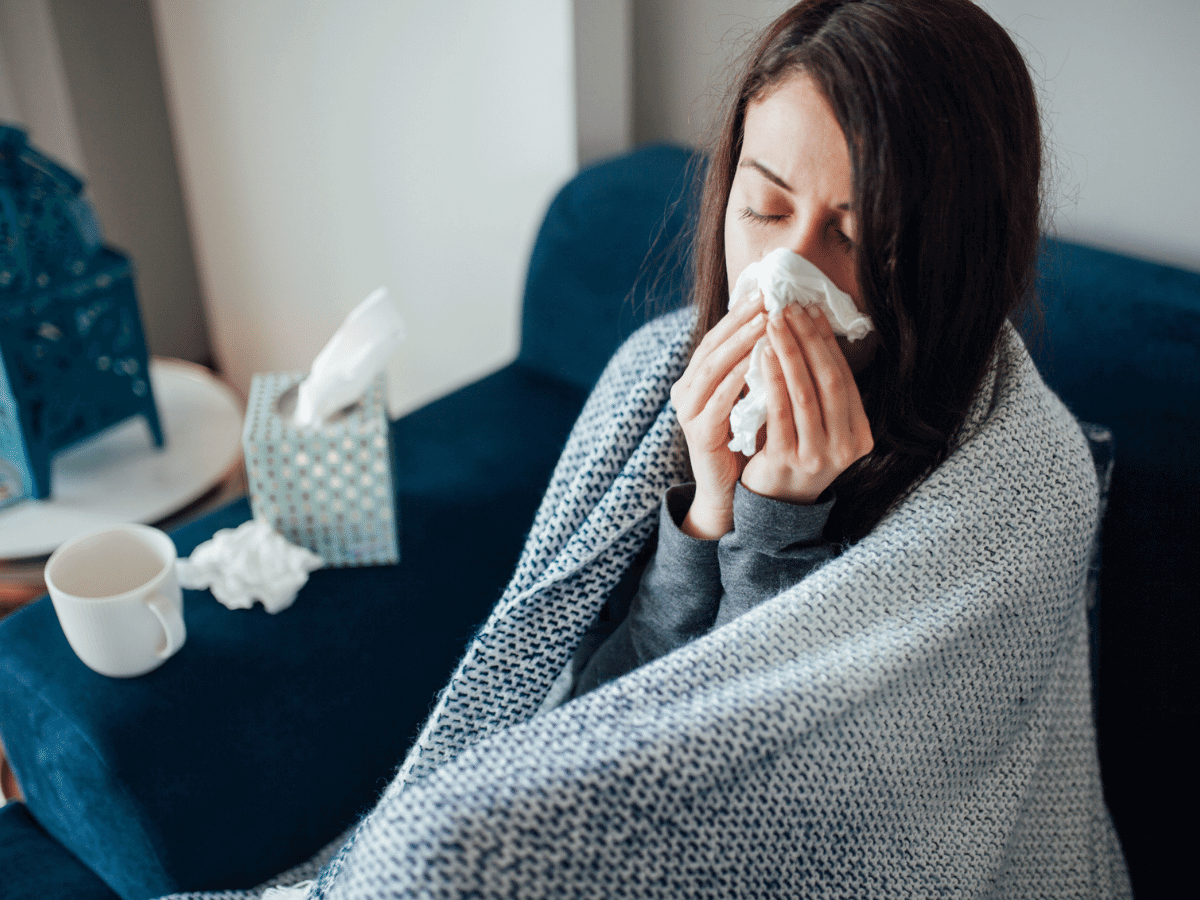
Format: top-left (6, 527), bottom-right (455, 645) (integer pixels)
top-left (0, 801), bottom-right (119, 900)
top-left (0, 361), bottom-right (586, 900)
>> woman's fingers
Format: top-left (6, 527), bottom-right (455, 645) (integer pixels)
top-left (672, 305), bottom-right (765, 420)
top-left (738, 303), bottom-right (878, 505)
top-left (671, 347), bottom-right (753, 466)
top-left (687, 292), bottom-right (763, 372)
top-left (692, 352), bottom-right (753, 442)
top-left (743, 338), bottom-right (821, 502)
top-left (689, 291), bottom-right (762, 362)
top-left (673, 333), bottom-right (757, 536)
top-left (759, 342), bottom-right (796, 455)
top-left (763, 317), bottom-right (815, 452)
top-left (744, 304), bottom-right (873, 503)
top-left (779, 304), bottom-right (873, 462)
top-left (787, 309), bottom-right (873, 427)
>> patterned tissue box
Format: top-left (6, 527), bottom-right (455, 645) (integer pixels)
top-left (242, 371), bottom-right (398, 567)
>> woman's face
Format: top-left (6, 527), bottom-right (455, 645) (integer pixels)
top-left (724, 73), bottom-right (878, 370)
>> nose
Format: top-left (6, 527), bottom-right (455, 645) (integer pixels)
top-left (785, 211), bottom-right (831, 272)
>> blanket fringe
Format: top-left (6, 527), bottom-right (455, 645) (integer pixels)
top-left (261, 881), bottom-right (313, 900)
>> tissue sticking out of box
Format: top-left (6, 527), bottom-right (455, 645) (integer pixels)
top-left (727, 249), bottom-right (873, 456)
top-left (177, 519), bottom-right (324, 614)
top-left (292, 287), bottom-right (405, 428)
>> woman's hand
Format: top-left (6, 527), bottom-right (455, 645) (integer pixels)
top-left (670, 295), bottom-right (767, 539)
top-left (740, 303), bottom-right (873, 505)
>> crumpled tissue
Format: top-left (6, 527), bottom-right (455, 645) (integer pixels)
top-left (727, 248), bottom-right (874, 456)
top-left (293, 286), bottom-right (405, 427)
top-left (176, 519), bottom-right (324, 614)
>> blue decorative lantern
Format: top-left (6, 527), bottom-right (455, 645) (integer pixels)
top-left (0, 125), bottom-right (164, 509)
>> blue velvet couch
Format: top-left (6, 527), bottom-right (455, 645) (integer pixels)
top-left (0, 145), bottom-right (1195, 899)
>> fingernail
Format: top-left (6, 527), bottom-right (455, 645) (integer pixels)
top-left (806, 304), bottom-right (823, 319)
top-left (734, 287), bottom-right (763, 310)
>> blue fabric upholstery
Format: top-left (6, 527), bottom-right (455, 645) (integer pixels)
top-left (0, 147), bottom-right (1193, 899)
top-left (0, 801), bottom-right (119, 899)
top-left (519, 144), bottom-right (696, 389)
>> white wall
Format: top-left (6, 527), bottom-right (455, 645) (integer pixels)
top-left (48, 0), bottom-right (211, 365)
top-left (633, 0), bottom-right (790, 152)
top-left (153, 0), bottom-right (576, 415)
top-left (978, 0), bottom-right (1200, 270)
top-left (0, 34), bottom-right (16, 118)
top-left (633, 0), bottom-right (1200, 272)
top-left (0, 0), bottom-right (85, 173)
top-left (0, 0), bottom-right (210, 364)
top-left (574, 0), bottom-right (633, 167)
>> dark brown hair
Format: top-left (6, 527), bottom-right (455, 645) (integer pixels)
top-left (693, 0), bottom-right (1043, 543)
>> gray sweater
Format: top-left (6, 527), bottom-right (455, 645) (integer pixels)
top-left (571, 481), bottom-right (835, 698)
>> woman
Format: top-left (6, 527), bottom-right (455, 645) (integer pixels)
top-left (262, 2), bottom-right (1130, 897)
top-left (566, 0), bottom-right (1046, 696)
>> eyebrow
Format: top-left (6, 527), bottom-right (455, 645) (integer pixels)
top-left (740, 158), bottom-right (850, 211)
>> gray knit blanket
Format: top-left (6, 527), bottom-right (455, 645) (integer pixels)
top-left (168, 308), bottom-right (1130, 899)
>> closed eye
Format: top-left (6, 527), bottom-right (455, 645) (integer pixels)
top-left (739, 206), bottom-right (787, 224)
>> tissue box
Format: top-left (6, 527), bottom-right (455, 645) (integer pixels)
top-left (242, 371), bottom-right (398, 566)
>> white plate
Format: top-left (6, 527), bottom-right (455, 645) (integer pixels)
top-left (0, 359), bottom-right (244, 559)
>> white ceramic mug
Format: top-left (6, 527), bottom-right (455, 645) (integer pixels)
top-left (45, 524), bottom-right (186, 678)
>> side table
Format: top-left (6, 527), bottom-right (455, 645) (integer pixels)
top-left (0, 357), bottom-right (245, 805)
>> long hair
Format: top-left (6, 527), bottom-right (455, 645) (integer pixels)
top-left (692, 0), bottom-right (1044, 543)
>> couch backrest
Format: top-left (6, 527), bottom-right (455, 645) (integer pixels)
top-left (1023, 237), bottom-right (1199, 896)
top-left (1028, 238), bottom-right (1200, 486)
top-left (1024, 238), bottom-right (1199, 609)
top-left (518, 144), bottom-right (701, 392)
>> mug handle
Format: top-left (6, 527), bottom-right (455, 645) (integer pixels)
top-left (144, 592), bottom-right (186, 659)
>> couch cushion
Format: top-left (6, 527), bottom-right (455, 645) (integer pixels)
top-left (0, 801), bottom-right (119, 899)
top-left (395, 362), bottom-right (585, 509)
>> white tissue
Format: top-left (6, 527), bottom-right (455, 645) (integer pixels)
top-left (176, 520), bottom-right (324, 614)
top-left (727, 249), bottom-right (873, 456)
top-left (732, 248), bottom-right (871, 338)
top-left (293, 287), bottom-right (405, 427)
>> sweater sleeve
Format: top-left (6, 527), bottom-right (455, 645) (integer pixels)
top-left (713, 482), bottom-right (836, 629)
top-left (572, 483), bottom-right (722, 697)
top-left (571, 483), bottom-right (837, 699)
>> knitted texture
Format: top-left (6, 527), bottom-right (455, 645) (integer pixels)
top-left (163, 309), bottom-right (1129, 899)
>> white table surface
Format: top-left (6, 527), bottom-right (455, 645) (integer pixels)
top-left (0, 358), bottom-right (244, 560)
